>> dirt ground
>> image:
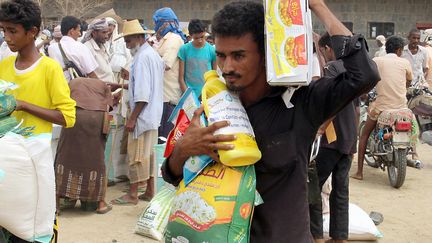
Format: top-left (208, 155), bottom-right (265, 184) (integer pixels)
top-left (58, 143), bottom-right (432, 243)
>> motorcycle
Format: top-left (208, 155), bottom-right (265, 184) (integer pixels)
top-left (407, 84), bottom-right (432, 146)
top-left (359, 91), bottom-right (377, 167)
top-left (359, 91), bottom-right (414, 188)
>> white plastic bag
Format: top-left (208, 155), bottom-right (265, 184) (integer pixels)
top-left (323, 203), bottom-right (383, 241)
top-left (135, 185), bottom-right (175, 241)
top-left (0, 133), bottom-right (55, 241)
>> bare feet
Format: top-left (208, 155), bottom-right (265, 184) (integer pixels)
top-left (138, 192), bottom-right (154, 201)
top-left (96, 201), bottom-right (112, 214)
top-left (111, 194), bottom-right (138, 205)
top-left (351, 172), bottom-right (363, 180)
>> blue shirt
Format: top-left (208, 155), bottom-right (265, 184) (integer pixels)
top-left (129, 42), bottom-right (165, 138)
top-left (178, 42), bottom-right (216, 97)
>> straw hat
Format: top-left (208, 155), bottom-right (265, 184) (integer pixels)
top-left (116, 19), bottom-right (154, 40)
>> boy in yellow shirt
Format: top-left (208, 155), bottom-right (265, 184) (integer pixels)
top-left (0, 0), bottom-right (76, 135)
top-left (0, 0), bottom-right (75, 242)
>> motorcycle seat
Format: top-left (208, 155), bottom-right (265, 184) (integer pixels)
top-left (377, 108), bottom-right (413, 126)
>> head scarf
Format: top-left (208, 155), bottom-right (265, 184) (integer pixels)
top-left (152, 7), bottom-right (187, 42)
top-left (81, 18), bottom-right (109, 43)
top-left (376, 35), bottom-right (386, 45)
top-left (105, 17), bottom-right (119, 41)
top-left (423, 29), bottom-right (432, 46)
top-left (41, 29), bottom-right (51, 38)
top-left (53, 25), bottom-right (62, 39)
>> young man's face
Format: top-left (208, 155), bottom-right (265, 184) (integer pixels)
top-left (191, 32), bottom-right (205, 46)
top-left (408, 32), bottom-right (421, 48)
top-left (0, 22), bottom-right (38, 52)
top-left (215, 33), bottom-right (265, 92)
top-left (93, 29), bottom-right (109, 45)
top-left (319, 45), bottom-right (335, 62)
top-left (69, 25), bottom-right (81, 41)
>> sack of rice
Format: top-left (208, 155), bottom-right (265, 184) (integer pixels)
top-left (165, 162), bottom-right (256, 243)
top-left (0, 93), bottom-right (16, 118)
top-left (135, 185), bottom-right (176, 240)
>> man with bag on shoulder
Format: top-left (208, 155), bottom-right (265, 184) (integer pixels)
top-left (48, 15), bottom-right (99, 82)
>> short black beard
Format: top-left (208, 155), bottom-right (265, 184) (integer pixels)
top-left (226, 83), bottom-right (244, 93)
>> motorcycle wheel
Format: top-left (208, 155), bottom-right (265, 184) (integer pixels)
top-left (387, 148), bottom-right (407, 188)
top-left (359, 121), bottom-right (379, 168)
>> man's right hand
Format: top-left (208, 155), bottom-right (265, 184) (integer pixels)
top-left (121, 68), bottom-right (129, 80)
top-left (168, 106), bottom-right (237, 176)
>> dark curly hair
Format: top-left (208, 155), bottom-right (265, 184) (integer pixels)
top-left (61, 16), bottom-right (81, 36)
top-left (211, 1), bottom-right (264, 56)
top-left (318, 32), bottom-right (331, 48)
top-left (0, 0), bottom-right (41, 33)
top-left (385, 36), bottom-right (405, 54)
top-left (188, 19), bottom-right (206, 35)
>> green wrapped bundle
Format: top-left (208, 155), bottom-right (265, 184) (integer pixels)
top-left (0, 116), bottom-right (19, 137)
top-left (0, 93), bottom-right (16, 118)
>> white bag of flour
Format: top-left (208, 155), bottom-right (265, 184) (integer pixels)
top-left (0, 133), bottom-right (55, 241)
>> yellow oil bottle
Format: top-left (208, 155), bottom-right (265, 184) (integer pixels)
top-left (201, 70), bottom-right (262, 166)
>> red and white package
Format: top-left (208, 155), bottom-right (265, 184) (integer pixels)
top-left (164, 109), bottom-right (190, 158)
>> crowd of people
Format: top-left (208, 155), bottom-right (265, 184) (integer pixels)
top-left (0, 0), bottom-right (430, 242)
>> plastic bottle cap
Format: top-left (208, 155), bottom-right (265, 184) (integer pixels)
top-left (204, 70), bottom-right (219, 82)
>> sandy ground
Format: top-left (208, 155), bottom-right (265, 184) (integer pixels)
top-left (58, 143), bottom-right (432, 243)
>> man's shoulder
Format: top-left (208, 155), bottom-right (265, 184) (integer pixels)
top-left (39, 56), bottom-right (63, 70)
top-left (166, 33), bottom-right (184, 46)
top-left (83, 40), bottom-right (98, 52)
top-left (48, 42), bottom-right (59, 50)
top-left (137, 46), bottom-right (163, 63)
top-left (418, 45), bottom-right (427, 52)
top-left (204, 42), bottom-right (215, 52)
top-left (0, 56), bottom-right (16, 71)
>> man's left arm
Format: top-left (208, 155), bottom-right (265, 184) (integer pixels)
top-left (406, 61), bottom-right (413, 87)
top-left (126, 57), bottom-right (151, 132)
top-left (303, 0), bottom-right (380, 127)
top-left (423, 50), bottom-right (429, 79)
top-left (160, 37), bottom-right (183, 71)
top-left (304, 35), bottom-right (380, 128)
top-left (126, 102), bottom-right (146, 132)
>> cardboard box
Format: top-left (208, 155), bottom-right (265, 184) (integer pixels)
top-left (265, 0), bottom-right (313, 86)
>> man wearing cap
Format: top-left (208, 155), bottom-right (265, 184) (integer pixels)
top-left (51, 25), bottom-right (62, 44)
top-left (111, 20), bottom-right (164, 205)
top-left (375, 35), bottom-right (387, 57)
top-left (83, 18), bottom-right (114, 83)
top-left (153, 7), bottom-right (186, 141)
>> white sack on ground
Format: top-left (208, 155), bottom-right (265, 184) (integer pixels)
top-left (323, 203), bottom-right (383, 241)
